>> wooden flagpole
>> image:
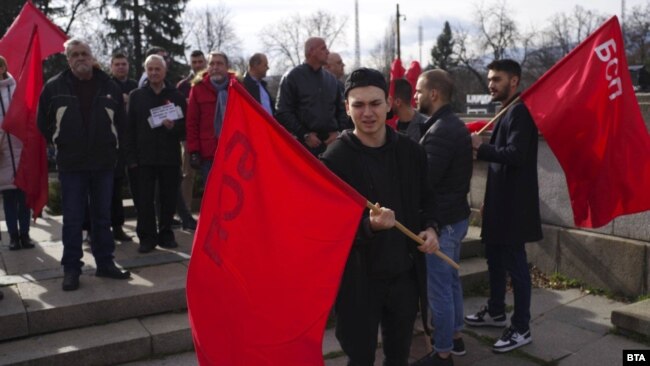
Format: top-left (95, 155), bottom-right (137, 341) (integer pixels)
top-left (475, 96), bottom-right (521, 135)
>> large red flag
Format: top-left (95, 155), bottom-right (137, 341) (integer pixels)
top-left (387, 59), bottom-right (405, 129)
top-left (0, 1), bottom-right (67, 77)
top-left (521, 16), bottom-right (650, 228)
top-left (186, 81), bottom-right (366, 365)
top-left (2, 30), bottom-right (48, 219)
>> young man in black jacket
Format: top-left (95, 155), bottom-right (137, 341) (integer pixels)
top-left (411, 70), bottom-right (473, 366)
top-left (321, 68), bottom-right (439, 366)
top-left (125, 55), bottom-right (186, 253)
top-left (37, 38), bottom-right (131, 291)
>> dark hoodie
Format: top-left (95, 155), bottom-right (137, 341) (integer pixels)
top-left (320, 126), bottom-right (436, 279)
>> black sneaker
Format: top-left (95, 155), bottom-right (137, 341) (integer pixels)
top-left (464, 305), bottom-right (507, 327)
top-left (410, 351), bottom-right (453, 366)
top-left (138, 239), bottom-right (157, 253)
top-left (9, 234), bottom-right (21, 250)
top-left (20, 233), bottom-right (36, 249)
top-left (96, 263), bottom-right (131, 280)
top-left (431, 337), bottom-right (466, 356)
top-left (492, 326), bottom-right (532, 353)
top-left (159, 240), bottom-right (179, 249)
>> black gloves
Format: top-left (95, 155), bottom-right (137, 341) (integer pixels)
top-left (190, 152), bottom-right (201, 170)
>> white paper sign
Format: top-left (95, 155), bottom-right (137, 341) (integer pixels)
top-left (149, 103), bottom-right (182, 128)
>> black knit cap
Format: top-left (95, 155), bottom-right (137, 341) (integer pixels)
top-left (344, 67), bottom-right (388, 98)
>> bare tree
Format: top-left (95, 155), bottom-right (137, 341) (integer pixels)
top-left (625, 2), bottom-right (650, 66)
top-left (452, 25), bottom-right (488, 92)
top-left (259, 10), bottom-right (348, 73)
top-left (475, 0), bottom-right (518, 61)
top-left (182, 5), bottom-right (241, 58)
top-left (368, 16), bottom-right (396, 78)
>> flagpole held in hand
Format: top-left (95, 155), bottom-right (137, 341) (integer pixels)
top-left (366, 201), bottom-right (460, 270)
top-left (476, 96), bottom-right (521, 135)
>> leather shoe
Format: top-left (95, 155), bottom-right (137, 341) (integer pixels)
top-left (182, 219), bottom-right (197, 231)
top-left (159, 240), bottom-right (178, 249)
top-left (138, 240), bottom-right (156, 253)
top-left (96, 264), bottom-right (131, 279)
top-left (113, 226), bottom-right (133, 242)
top-left (9, 235), bottom-right (21, 251)
top-left (62, 272), bottom-right (80, 291)
top-left (20, 233), bottom-right (36, 249)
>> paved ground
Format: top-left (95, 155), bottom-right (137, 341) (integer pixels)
top-left (1, 213), bottom-right (648, 366)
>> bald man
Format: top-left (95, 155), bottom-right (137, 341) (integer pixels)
top-left (324, 52), bottom-right (345, 80)
top-left (276, 37), bottom-right (348, 155)
top-left (243, 53), bottom-right (274, 115)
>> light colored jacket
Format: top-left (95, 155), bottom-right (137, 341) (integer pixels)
top-left (0, 74), bottom-right (21, 191)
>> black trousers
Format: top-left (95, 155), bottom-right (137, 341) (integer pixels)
top-left (135, 165), bottom-right (179, 244)
top-left (335, 267), bottom-right (419, 366)
top-left (111, 175), bottom-right (125, 227)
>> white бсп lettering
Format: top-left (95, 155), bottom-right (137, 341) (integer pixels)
top-left (594, 38), bottom-right (623, 101)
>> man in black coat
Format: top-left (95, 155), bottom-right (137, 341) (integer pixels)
top-left (466, 59), bottom-right (542, 354)
top-left (37, 39), bottom-right (131, 291)
top-left (125, 55), bottom-right (186, 253)
top-left (321, 68), bottom-right (439, 366)
top-left (410, 69), bottom-right (473, 366)
top-left (242, 53), bottom-right (274, 116)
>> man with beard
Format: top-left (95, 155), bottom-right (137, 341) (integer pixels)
top-left (38, 39), bottom-right (131, 291)
top-left (410, 69), bottom-right (473, 366)
top-left (321, 67), bottom-right (439, 366)
top-left (186, 51), bottom-right (232, 185)
top-left (465, 59), bottom-right (542, 354)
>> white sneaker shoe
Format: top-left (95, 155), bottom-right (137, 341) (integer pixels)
top-left (464, 305), bottom-right (507, 327)
top-left (492, 326), bottom-right (532, 353)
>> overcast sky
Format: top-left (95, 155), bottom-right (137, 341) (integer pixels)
top-left (188, 0), bottom-right (647, 72)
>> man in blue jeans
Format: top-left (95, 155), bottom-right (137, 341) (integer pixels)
top-left (37, 38), bottom-right (131, 291)
top-left (467, 59), bottom-right (542, 353)
top-left (410, 70), bottom-right (473, 366)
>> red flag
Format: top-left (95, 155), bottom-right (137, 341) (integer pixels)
top-left (186, 81), bottom-right (366, 365)
top-left (2, 30), bottom-right (48, 219)
top-left (0, 1), bottom-right (67, 76)
top-left (465, 120), bottom-right (493, 133)
top-left (405, 61), bottom-right (422, 107)
top-left (521, 16), bottom-right (650, 228)
top-left (387, 59), bottom-right (405, 129)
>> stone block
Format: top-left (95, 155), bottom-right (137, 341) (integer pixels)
top-left (544, 293), bottom-right (624, 334)
top-left (527, 224), bottom-right (561, 274)
top-left (612, 210), bottom-right (650, 242)
top-left (0, 319), bottom-right (150, 366)
top-left (0, 285), bottom-right (28, 341)
top-left (459, 257), bottom-right (489, 291)
top-left (469, 160), bottom-right (487, 209)
top-left (140, 312), bottom-right (193, 356)
top-left (611, 299), bottom-right (650, 336)
top-left (558, 230), bottom-right (647, 297)
top-left (537, 141), bottom-right (574, 228)
top-left (19, 262), bottom-right (187, 335)
top-left (525, 318), bottom-right (603, 362)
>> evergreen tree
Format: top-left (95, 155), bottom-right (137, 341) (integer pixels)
top-left (430, 21), bottom-right (456, 71)
top-left (102, 0), bottom-right (188, 81)
top-left (1, 0), bottom-right (64, 35)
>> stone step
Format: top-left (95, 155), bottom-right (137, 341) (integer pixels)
top-left (611, 299), bottom-right (650, 337)
top-left (461, 225), bottom-right (483, 259)
top-left (0, 311), bottom-right (193, 366)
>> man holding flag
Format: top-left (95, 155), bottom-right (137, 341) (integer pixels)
top-left (466, 59), bottom-right (542, 353)
top-left (321, 67), bottom-right (440, 365)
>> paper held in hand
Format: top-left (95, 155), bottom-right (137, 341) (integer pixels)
top-left (148, 103), bottom-right (183, 128)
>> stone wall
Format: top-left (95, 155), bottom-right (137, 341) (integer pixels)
top-left (468, 93), bottom-right (650, 297)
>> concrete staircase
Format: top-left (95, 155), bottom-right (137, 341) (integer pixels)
top-left (0, 216), bottom-right (487, 366)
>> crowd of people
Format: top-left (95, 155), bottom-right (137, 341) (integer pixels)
top-left (0, 35), bottom-right (541, 366)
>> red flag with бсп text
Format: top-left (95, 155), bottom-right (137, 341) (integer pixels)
top-left (186, 80), bottom-right (366, 365)
top-left (520, 16), bottom-right (650, 228)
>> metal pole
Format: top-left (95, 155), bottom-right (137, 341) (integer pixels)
top-left (396, 3), bottom-right (401, 60)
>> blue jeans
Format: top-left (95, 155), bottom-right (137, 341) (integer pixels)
top-left (2, 189), bottom-right (31, 236)
top-left (426, 219), bottom-right (468, 353)
top-left (59, 170), bottom-right (115, 273)
top-left (485, 241), bottom-right (531, 333)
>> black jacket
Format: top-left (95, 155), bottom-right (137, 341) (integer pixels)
top-left (419, 104), bottom-right (473, 226)
top-left (243, 73), bottom-right (275, 115)
top-left (477, 96), bottom-right (542, 244)
top-left (321, 127), bottom-right (435, 331)
top-left (125, 82), bottom-right (186, 167)
top-left (37, 68), bottom-right (125, 172)
top-left (275, 64), bottom-right (347, 140)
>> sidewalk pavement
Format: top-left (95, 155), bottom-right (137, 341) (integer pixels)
top-left (1, 214), bottom-right (648, 366)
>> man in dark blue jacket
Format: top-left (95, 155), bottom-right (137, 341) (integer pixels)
top-left (466, 59), bottom-right (542, 354)
top-left (37, 38), bottom-right (131, 291)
